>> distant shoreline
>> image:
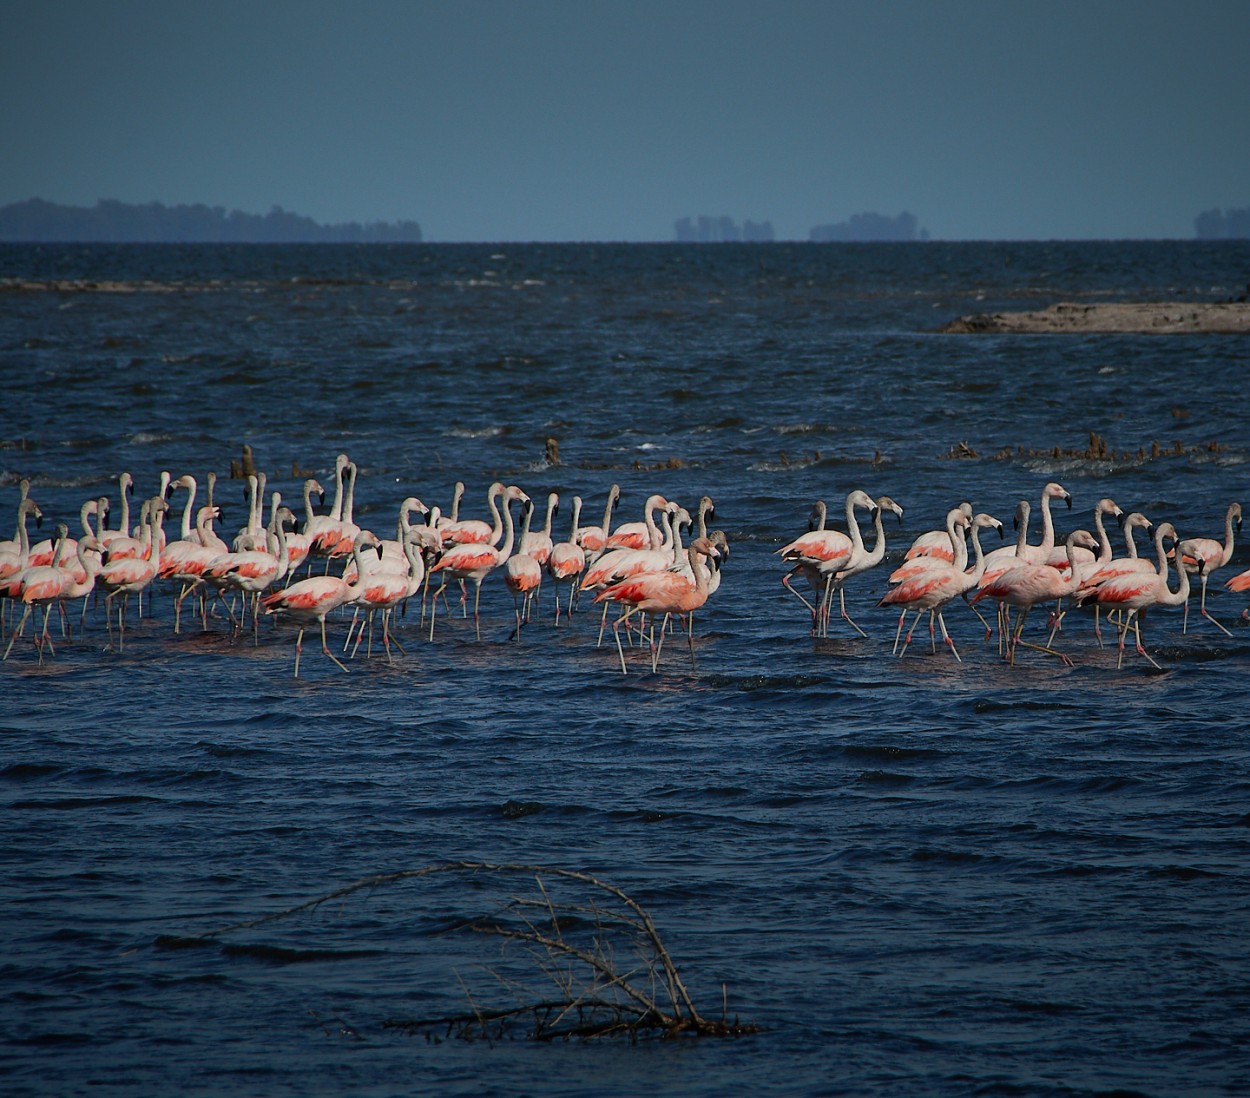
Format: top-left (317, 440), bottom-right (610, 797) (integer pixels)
top-left (940, 301), bottom-right (1250, 334)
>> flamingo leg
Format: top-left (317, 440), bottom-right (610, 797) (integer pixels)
top-left (838, 584), bottom-right (869, 639)
top-left (1198, 576), bottom-right (1232, 636)
top-left (962, 593), bottom-right (993, 638)
top-left (612, 606), bottom-right (643, 673)
top-left (781, 571), bottom-right (820, 635)
top-left (3, 605), bottom-right (33, 661)
top-left (320, 617), bottom-right (350, 673)
top-left (1130, 613), bottom-right (1161, 670)
top-left (937, 611), bottom-right (961, 662)
top-left (899, 610), bottom-right (925, 658)
top-left (385, 611), bottom-right (405, 658)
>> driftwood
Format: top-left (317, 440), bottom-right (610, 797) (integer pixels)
top-left (188, 861), bottom-right (758, 1042)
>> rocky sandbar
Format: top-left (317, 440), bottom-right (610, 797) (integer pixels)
top-left (940, 301), bottom-right (1250, 334)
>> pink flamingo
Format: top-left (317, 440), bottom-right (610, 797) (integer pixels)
top-left (304, 454), bottom-right (351, 559)
top-left (903, 502), bottom-right (973, 563)
top-left (971, 528), bottom-right (1099, 665)
top-left (520, 492), bottom-right (559, 566)
top-left (594, 537), bottom-right (719, 674)
top-left (575, 484), bottom-right (621, 557)
top-left (4, 523), bottom-right (71, 663)
top-left (438, 481), bottom-right (507, 546)
top-left (504, 498), bottom-right (544, 639)
top-left (0, 479), bottom-right (33, 558)
top-left (1077, 522), bottom-right (1193, 669)
top-left (97, 472), bottom-right (134, 553)
top-left (978, 482), bottom-right (1073, 583)
top-left (605, 492), bottom-right (668, 551)
top-left (346, 530), bottom-right (425, 661)
top-left (205, 499), bottom-right (295, 636)
top-left (28, 496), bottom-right (103, 568)
top-left (1044, 497), bottom-right (1122, 573)
top-left (1172, 501), bottom-right (1241, 635)
top-left (548, 495), bottom-right (587, 623)
top-left (778, 490), bottom-right (877, 637)
top-left (158, 505), bottom-right (226, 632)
top-left (879, 511), bottom-right (1002, 661)
top-left (815, 494), bottom-right (904, 638)
top-left (427, 485), bottom-right (528, 639)
top-left (97, 497), bottom-right (168, 651)
top-left (260, 530), bottom-right (383, 677)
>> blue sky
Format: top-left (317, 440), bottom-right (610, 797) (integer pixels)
top-left (3, 0), bottom-right (1247, 241)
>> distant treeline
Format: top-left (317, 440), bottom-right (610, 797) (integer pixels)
top-left (0, 199), bottom-right (423, 243)
top-left (674, 215), bottom-right (776, 243)
top-left (1194, 207), bottom-right (1250, 239)
top-left (673, 210), bottom-right (927, 243)
top-left (809, 211), bottom-right (927, 243)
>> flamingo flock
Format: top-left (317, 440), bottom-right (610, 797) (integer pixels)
top-left (778, 481), bottom-right (1243, 668)
top-left (0, 459), bottom-right (730, 677)
top-left (2, 459), bottom-right (1245, 676)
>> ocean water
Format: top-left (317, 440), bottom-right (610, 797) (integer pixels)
top-left (2, 241), bottom-right (1249, 1097)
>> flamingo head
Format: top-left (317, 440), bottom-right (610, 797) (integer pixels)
top-left (1044, 482), bottom-right (1072, 508)
top-left (975, 513), bottom-right (1005, 539)
top-left (876, 496), bottom-right (904, 525)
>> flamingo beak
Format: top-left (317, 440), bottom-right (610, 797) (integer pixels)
top-left (1064, 493), bottom-right (1073, 509)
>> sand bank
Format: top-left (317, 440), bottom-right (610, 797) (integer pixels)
top-left (940, 301), bottom-right (1250, 334)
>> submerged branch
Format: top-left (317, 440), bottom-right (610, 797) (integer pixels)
top-left (194, 860), bottom-right (759, 1041)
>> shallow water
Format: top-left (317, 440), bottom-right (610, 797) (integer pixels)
top-left (3, 241), bottom-right (1250, 1097)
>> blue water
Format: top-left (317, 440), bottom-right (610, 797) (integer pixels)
top-left (2, 241), bottom-right (1250, 1097)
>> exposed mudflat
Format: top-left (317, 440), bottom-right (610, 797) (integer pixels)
top-left (940, 300), bottom-right (1250, 333)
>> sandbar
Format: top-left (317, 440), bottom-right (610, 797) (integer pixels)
top-left (939, 301), bottom-right (1250, 334)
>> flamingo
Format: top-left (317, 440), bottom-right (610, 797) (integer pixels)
top-left (325, 462), bottom-right (363, 560)
top-left (504, 498), bottom-right (544, 638)
top-left (1071, 512), bottom-right (1155, 643)
top-left (520, 492), bottom-right (558, 566)
top-left (1077, 522), bottom-right (1193, 669)
top-left (28, 496), bottom-right (103, 568)
top-left (98, 472), bottom-right (134, 553)
top-left (56, 534), bottom-right (104, 634)
top-left (427, 485), bottom-right (528, 639)
top-left (232, 473), bottom-right (269, 552)
top-left (979, 481), bottom-right (1073, 580)
top-left (439, 481), bottom-right (507, 546)
top-left (686, 496), bottom-right (730, 594)
top-left (879, 511), bottom-right (1002, 661)
top-left (1, 500), bottom-right (44, 638)
top-left (157, 505), bottom-right (224, 632)
top-left (548, 495), bottom-right (587, 623)
top-left (604, 491), bottom-right (669, 552)
top-left (304, 454), bottom-right (351, 558)
top-left (594, 537), bottom-right (720, 674)
top-left (4, 523), bottom-right (71, 663)
top-left (371, 497), bottom-right (430, 575)
top-left (1045, 497), bottom-right (1122, 573)
top-left (971, 528), bottom-right (1099, 665)
top-left (778, 490), bottom-right (878, 637)
top-left (260, 530), bottom-right (383, 677)
top-left (1173, 501), bottom-right (1241, 635)
top-left (204, 498), bottom-right (294, 635)
top-left (815, 494), bottom-right (904, 638)
top-left (97, 497), bottom-right (168, 651)
top-left (0, 479), bottom-right (33, 558)
top-left (903, 502), bottom-right (973, 563)
top-left (576, 484), bottom-right (621, 557)
top-left (346, 529), bottom-right (425, 662)
top-left (580, 502), bottom-right (685, 646)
